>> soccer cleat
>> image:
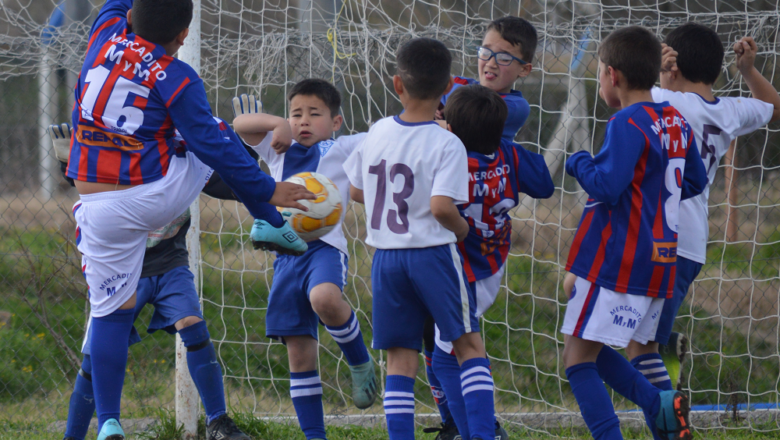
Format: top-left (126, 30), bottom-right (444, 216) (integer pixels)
top-left (206, 414), bottom-right (250, 440)
top-left (660, 331), bottom-right (688, 390)
top-left (97, 418), bottom-right (124, 440)
top-left (423, 420), bottom-right (461, 440)
top-left (349, 359), bottom-right (379, 409)
top-left (494, 420), bottom-right (509, 440)
top-left (250, 218), bottom-right (307, 256)
top-left (655, 390), bottom-right (692, 440)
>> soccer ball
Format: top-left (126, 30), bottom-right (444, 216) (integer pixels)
top-left (279, 172), bottom-right (343, 242)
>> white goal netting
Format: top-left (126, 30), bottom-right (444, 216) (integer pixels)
top-left (1, 0), bottom-right (780, 436)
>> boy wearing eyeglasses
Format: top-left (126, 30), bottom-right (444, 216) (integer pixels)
top-left (435, 16), bottom-right (536, 143)
top-left (424, 16), bottom-right (537, 440)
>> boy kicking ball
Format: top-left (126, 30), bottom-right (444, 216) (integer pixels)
top-left (231, 80), bottom-right (378, 440)
top-left (562, 26), bottom-right (707, 440)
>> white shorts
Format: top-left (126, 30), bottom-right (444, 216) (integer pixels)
top-left (74, 152), bottom-right (212, 318)
top-left (434, 265), bottom-right (505, 354)
top-left (561, 277), bottom-right (665, 347)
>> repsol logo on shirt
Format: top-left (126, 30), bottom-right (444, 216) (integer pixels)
top-left (652, 242), bottom-right (677, 263)
top-left (99, 273), bottom-right (132, 297)
top-left (77, 127), bottom-right (144, 151)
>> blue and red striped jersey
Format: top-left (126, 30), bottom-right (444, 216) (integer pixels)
top-left (67, 0), bottom-right (277, 220)
top-left (565, 101), bottom-right (707, 298)
top-left (458, 140), bottom-right (554, 282)
top-left (441, 77), bottom-right (531, 142)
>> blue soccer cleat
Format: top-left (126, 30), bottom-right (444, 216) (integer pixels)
top-left (655, 390), bottom-right (692, 440)
top-left (250, 218), bottom-right (307, 256)
top-left (97, 418), bottom-right (124, 440)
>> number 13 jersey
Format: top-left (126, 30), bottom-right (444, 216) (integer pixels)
top-left (67, 0), bottom-right (202, 184)
top-left (344, 116), bottom-right (469, 250)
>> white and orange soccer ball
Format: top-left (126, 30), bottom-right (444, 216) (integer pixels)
top-left (279, 172), bottom-right (342, 242)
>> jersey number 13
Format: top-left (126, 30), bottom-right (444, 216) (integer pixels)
top-left (369, 159), bottom-right (415, 234)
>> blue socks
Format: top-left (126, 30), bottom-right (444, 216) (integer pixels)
top-left (632, 353), bottom-right (672, 391)
top-left (290, 370), bottom-right (326, 440)
top-left (178, 320), bottom-right (227, 424)
top-left (90, 308), bottom-right (134, 433)
top-left (460, 357), bottom-right (495, 440)
top-left (432, 347), bottom-right (468, 437)
top-left (566, 363), bottom-right (622, 440)
top-left (425, 349), bottom-right (453, 426)
top-left (64, 355), bottom-right (95, 440)
top-left (632, 353), bottom-right (672, 440)
top-left (325, 311), bottom-right (370, 366)
top-left (595, 346), bottom-right (662, 419)
top-left (384, 375), bottom-right (416, 440)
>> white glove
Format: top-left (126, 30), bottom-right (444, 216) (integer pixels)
top-left (231, 93), bottom-right (262, 117)
top-left (48, 123), bottom-right (72, 163)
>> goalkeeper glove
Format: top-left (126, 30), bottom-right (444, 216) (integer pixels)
top-left (47, 123), bottom-right (72, 163)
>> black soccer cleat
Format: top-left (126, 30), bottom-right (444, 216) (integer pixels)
top-left (206, 414), bottom-right (251, 440)
top-left (423, 420), bottom-right (461, 440)
top-left (494, 420), bottom-right (509, 440)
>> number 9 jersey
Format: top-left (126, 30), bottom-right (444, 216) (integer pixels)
top-left (343, 116), bottom-right (469, 250)
top-left (67, 0), bottom-right (203, 185)
top-left (564, 101), bottom-right (708, 299)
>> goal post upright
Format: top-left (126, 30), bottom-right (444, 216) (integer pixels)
top-left (176, 0), bottom-right (202, 437)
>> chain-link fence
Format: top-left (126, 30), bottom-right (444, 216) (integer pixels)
top-left (2, 0), bottom-right (780, 436)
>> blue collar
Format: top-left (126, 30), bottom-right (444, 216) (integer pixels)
top-left (393, 115), bottom-right (439, 127)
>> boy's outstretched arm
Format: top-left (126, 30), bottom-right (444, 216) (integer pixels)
top-left (735, 37), bottom-right (780, 122)
top-left (565, 121), bottom-right (643, 205)
top-left (681, 137), bottom-right (707, 200)
top-left (512, 144), bottom-right (554, 199)
top-left (431, 196), bottom-right (469, 243)
top-left (231, 94), bottom-right (293, 154)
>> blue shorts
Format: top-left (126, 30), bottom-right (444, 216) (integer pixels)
top-left (654, 256), bottom-right (703, 344)
top-left (371, 244), bottom-right (478, 351)
top-left (266, 240), bottom-right (348, 341)
top-left (81, 265), bottom-right (202, 355)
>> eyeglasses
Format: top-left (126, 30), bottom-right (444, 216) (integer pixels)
top-left (477, 46), bottom-right (528, 66)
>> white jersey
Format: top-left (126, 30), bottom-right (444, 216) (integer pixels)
top-left (251, 132), bottom-right (366, 255)
top-left (343, 116), bottom-right (469, 250)
top-left (652, 87), bottom-right (773, 264)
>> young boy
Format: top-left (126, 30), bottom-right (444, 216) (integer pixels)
top-left (428, 85), bottom-right (554, 440)
top-left (582, 23), bottom-right (780, 440)
top-left (425, 17), bottom-right (536, 436)
top-left (51, 122), bottom-right (252, 440)
top-left (437, 16), bottom-right (536, 142)
top-left (231, 80), bottom-right (377, 440)
top-left (345, 37), bottom-right (496, 440)
top-left (562, 26), bottom-right (707, 440)
top-left (68, 2), bottom-right (313, 438)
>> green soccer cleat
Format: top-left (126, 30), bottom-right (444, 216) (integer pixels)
top-left (659, 331), bottom-right (688, 390)
top-left (655, 390), bottom-right (692, 440)
top-left (349, 359), bottom-right (379, 409)
top-left (97, 418), bottom-right (124, 440)
top-left (250, 218), bottom-right (307, 256)
top-left (423, 420), bottom-right (460, 440)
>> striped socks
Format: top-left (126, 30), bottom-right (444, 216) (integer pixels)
top-left (460, 357), bottom-right (495, 440)
top-left (384, 375), bottom-right (415, 440)
top-left (325, 311), bottom-right (370, 366)
top-left (290, 371), bottom-right (326, 439)
top-left (631, 353), bottom-right (673, 391)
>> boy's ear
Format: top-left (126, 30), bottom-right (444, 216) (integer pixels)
top-left (332, 114), bottom-right (343, 132)
top-left (608, 66), bottom-right (619, 88)
top-left (517, 63), bottom-right (533, 79)
top-left (446, 123), bottom-right (453, 133)
top-left (442, 76), bottom-right (454, 95)
top-left (126, 9), bottom-right (133, 26)
top-left (175, 28), bottom-right (190, 47)
top-left (393, 75), bottom-right (404, 96)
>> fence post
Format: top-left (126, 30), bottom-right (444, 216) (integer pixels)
top-left (176, 0), bottom-right (201, 437)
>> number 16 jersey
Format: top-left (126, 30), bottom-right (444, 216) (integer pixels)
top-left (343, 116), bottom-right (469, 249)
top-left (67, 0), bottom-right (203, 184)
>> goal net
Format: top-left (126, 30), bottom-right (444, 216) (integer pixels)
top-left (1, 0), bottom-right (779, 436)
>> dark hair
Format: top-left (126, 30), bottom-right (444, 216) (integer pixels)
top-left (132, 0), bottom-right (193, 45)
top-left (396, 38), bottom-right (453, 100)
top-left (443, 85), bottom-right (507, 155)
top-left (664, 23), bottom-right (723, 85)
top-left (287, 79), bottom-right (342, 117)
top-left (487, 16), bottom-right (538, 62)
top-left (598, 26), bottom-right (661, 91)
